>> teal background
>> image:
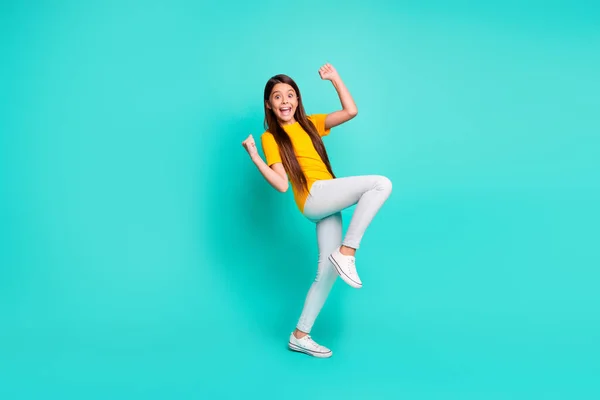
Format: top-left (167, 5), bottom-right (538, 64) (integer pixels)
top-left (1, 0), bottom-right (599, 398)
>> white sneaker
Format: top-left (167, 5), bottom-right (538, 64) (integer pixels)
top-left (288, 333), bottom-right (332, 358)
top-left (328, 248), bottom-right (362, 288)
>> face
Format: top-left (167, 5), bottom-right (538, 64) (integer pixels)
top-left (267, 83), bottom-right (298, 125)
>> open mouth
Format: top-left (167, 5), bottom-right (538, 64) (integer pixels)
top-left (280, 107), bottom-right (292, 117)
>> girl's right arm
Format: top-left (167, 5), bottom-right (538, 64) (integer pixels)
top-left (242, 134), bottom-right (289, 193)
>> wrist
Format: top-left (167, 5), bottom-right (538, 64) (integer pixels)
top-left (251, 153), bottom-right (262, 163)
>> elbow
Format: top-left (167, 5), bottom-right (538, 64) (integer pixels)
top-left (347, 108), bottom-right (358, 118)
top-left (277, 181), bottom-right (289, 193)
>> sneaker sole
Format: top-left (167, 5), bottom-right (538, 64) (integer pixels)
top-left (288, 342), bottom-right (332, 358)
top-left (328, 254), bottom-right (362, 289)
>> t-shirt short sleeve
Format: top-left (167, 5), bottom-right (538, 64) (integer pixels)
top-left (308, 114), bottom-right (331, 137)
top-left (261, 132), bottom-right (282, 166)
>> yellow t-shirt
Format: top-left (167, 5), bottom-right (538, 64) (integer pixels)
top-left (261, 114), bottom-right (333, 212)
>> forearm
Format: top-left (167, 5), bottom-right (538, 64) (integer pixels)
top-left (251, 155), bottom-right (288, 192)
top-left (331, 76), bottom-right (357, 115)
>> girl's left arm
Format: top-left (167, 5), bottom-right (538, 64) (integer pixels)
top-left (319, 63), bottom-right (358, 130)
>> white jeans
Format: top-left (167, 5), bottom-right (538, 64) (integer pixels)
top-left (295, 175), bottom-right (392, 333)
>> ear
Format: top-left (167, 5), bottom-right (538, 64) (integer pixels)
top-left (265, 100), bottom-right (271, 110)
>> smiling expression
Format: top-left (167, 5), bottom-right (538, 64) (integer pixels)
top-left (267, 83), bottom-right (298, 125)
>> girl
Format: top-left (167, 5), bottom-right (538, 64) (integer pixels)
top-left (241, 63), bottom-right (392, 358)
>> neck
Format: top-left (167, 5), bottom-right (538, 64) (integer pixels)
top-left (279, 118), bottom-right (297, 126)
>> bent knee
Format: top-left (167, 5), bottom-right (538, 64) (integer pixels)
top-left (376, 175), bottom-right (392, 194)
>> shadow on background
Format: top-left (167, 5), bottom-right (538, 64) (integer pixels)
top-left (200, 114), bottom-right (345, 342)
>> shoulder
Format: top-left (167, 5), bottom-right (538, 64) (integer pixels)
top-left (260, 130), bottom-right (278, 147)
top-left (261, 130), bottom-right (274, 139)
top-left (308, 114), bottom-right (325, 123)
top-left (261, 130), bottom-right (275, 142)
top-left (307, 113), bottom-right (330, 137)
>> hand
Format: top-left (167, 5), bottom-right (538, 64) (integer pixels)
top-left (242, 134), bottom-right (259, 159)
top-left (318, 63), bottom-right (340, 81)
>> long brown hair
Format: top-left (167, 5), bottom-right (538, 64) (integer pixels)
top-left (263, 74), bottom-right (336, 195)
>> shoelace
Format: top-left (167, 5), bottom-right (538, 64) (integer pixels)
top-left (346, 258), bottom-right (357, 277)
top-left (302, 335), bottom-right (319, 348)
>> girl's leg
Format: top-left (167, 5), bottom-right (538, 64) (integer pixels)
top-left (302, 175), bottom-right (392, 288)
top-left (304, 175), bottom-right (392, 250)
top-left (289, 213), bottom-right (341, 358)
top-left (295, 212), bottom-right (342, 334)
